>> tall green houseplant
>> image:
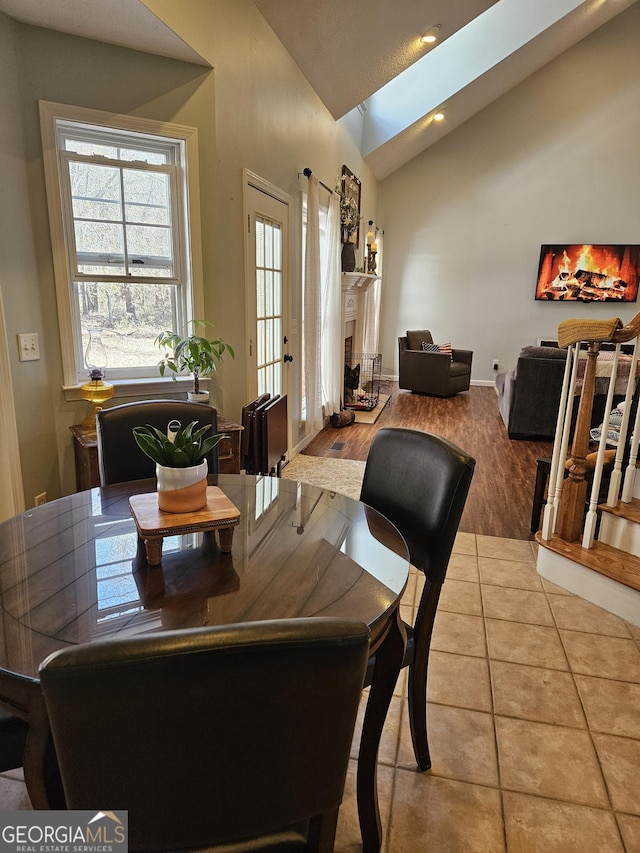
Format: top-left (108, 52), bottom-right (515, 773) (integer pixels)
top-left (156, 321), bottom-right (234, 395)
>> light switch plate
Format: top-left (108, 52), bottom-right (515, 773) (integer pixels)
top-left (18, 333), bottom-right (40, 361)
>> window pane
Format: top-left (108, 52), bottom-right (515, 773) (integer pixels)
top-left (257, 318), bottom-right (265, 366)
top-left (265, 318), bottom-right (273, 363)
top-left (256, 270), bottom-right (265, 318)
top-left (265, 221), bottom-right (273, 268)
top-left (127, 224), bottom-right (172, 266)
top-left (63, 138), bottom-right (169, 165)
top-left (273, 224), bottom-right (281, 268)
top-left (273, 271), bottom-right (282, 315)
top-left (76, 280), bottom-right (176, 370)
top-left (75, 221), bottom-right (124, 256)
top-left (123, 169), bottom-right (170, 225)
top-left (79, 263), bottom-right (127, 276)
top-left (273, 318), bottom-right (281, 358)
top-left (265, 270), bottom-right (274, 317)
top-left (256, 219), bottom-right (265, 267)
top-left (70, 162), bottom-right (122, 221)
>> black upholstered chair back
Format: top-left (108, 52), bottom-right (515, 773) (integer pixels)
top-left (0, 667), bottom-right (65, 809)
top-left (39, 618), bottom-right (370, 852)
top-left (360, 427), bottom-right (475, 583)
top-left (0, 670), bottom-right (28, 775)
top-left (96, 399), bottom-right (218, 486)
top-left (360, 427), bottom-right (475, 770)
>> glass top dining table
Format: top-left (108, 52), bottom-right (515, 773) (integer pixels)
top-left (0, 473), bottom-right (409, 853)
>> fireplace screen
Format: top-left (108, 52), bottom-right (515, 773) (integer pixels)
top-left (535, 244), bottom-right (640, 302)
top-left (344, 352), bottom-right (382, 411)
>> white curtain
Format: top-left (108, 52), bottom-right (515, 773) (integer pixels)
top-left (303, 177), bottom-right (343, 434)
top-left (303, 176), bottom-right (322, 434)
top-left (362, 230), bottom-right (383, 354)
top-left (321, 191), bottom-right (342, 416)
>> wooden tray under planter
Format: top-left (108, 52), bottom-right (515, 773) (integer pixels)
top-left (129, 486), bottom-right (240, 566)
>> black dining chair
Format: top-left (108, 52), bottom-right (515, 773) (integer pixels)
top-left (39, 618), bottom-right (370, 852)
top-left (0, 668), bottom-right (65, 809)
top-left (96, 399), bottom-right (219, 485)
top-left (0, 708), bottom-right (27, 775)
top-left (359, 427), bottom-right (475, 771)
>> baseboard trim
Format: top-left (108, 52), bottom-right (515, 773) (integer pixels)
top-left (383, 376), bottom-right (496, 388)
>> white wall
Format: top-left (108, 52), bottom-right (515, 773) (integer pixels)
top-left (144, 0), bottom-right (379, 427)
top-left (379, 5), bottom-right (640, 381)
top-left (0, 0), bottom-right (378, 505)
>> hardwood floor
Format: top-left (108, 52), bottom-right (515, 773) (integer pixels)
top-left (302, 382), bottom-right (554, 540)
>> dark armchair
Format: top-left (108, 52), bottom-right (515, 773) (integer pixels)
top-left (398, 330), bottom-right (473, 397)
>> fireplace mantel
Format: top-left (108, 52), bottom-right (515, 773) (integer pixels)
top-left (341, 272), bottom-right (380, 293)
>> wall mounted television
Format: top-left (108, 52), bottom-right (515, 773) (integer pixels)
top-left (535, 244), bottom-right (640, 302)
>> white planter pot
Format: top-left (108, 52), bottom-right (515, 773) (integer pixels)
top-left (188, 391), bottom-right (209, 403)
top-left (156, 460), bottom-right (208, 513)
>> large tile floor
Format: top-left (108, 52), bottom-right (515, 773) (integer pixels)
top-left (1, 534), bottom-right (639, 852)
top-left (335, 533), bottom-right (640, 852)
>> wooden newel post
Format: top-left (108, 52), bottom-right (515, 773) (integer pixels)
top-left (557, 343), bottom-right (600, 541)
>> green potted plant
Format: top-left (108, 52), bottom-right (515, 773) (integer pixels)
top-left (133, 420), bottom-right (226, 513)
top-left (155, 320), bottom-right (235, 402)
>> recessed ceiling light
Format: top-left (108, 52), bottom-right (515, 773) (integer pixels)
top-left (433, 109), bottom-right (446, 121)
top-left (420, 25), bottom-right (441, 44)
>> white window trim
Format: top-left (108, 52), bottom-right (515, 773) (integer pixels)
top-left (39, 100), bottom-right (205, 394)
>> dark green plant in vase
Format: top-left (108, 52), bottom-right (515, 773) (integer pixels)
top-left (155, 320), bottom-right (235, 396)
top-left (132, 421), bottom-right (226, 468)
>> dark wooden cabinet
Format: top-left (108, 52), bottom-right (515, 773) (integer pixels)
top-left (70, 416), bottom-right (243, 492)
top-left (216, 417), bottom-right (243, 476)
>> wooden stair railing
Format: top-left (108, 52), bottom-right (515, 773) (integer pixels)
top-left (542, 310), bottom-right (640, 548)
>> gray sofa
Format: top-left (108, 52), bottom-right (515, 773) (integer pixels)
top-left (496, 345), bottom-right (623, 440)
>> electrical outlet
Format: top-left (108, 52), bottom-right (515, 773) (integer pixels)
top-left (492, 359), bottom-right (500, 371)
top-left (35, 492), bottom-right (47, 506)
top-left (18, 333), bottom-right (40, 361)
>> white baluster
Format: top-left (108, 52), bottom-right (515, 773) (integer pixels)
top-left (542, 344), bottom-right (579, 540)
top-left (583, 345), bottom-right (620, 548)
top-left (622, 344), bottom-right (640, 503)
top-left (607, 337), bottom-right (638, 505)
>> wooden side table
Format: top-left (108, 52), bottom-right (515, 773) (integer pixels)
top-left (217, 416), bottom-right (243, 475)
top-left (70, 415), bottom-right (243, 492)
top-left (69, 423), bottom-right (100, 492)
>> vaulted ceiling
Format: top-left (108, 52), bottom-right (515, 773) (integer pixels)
top-left (254, 0), bottom-right (639, 179)
top-left (1, 0), bottom-right (637, 179)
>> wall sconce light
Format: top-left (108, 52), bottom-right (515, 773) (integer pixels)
top-left (366, 221), bottom-right (378, 275)
top-left (420, 25), bottom-right (441, 44)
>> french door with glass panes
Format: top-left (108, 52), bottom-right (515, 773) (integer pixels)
top-left (244, 175), bottom-right (291, 429)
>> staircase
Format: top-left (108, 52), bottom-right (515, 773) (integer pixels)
top-left (536, 314), bottom-right (640, 627)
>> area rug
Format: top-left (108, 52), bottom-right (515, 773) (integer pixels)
top-left (352, 394), bottom-right (390, 424)
top-left (281, 455), bottom-right (365, 500)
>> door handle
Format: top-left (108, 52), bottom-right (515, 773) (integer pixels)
top-left (284, 354), bottom-right (293, 363)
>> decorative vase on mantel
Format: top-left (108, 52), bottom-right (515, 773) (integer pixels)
top-left (341, 241), bottom-right (356, 273)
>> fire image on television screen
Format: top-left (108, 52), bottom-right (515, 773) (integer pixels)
top-left (535, 244), bottom-right (640, 302)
